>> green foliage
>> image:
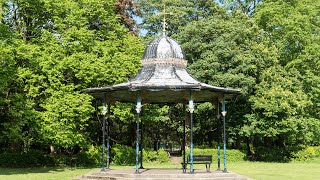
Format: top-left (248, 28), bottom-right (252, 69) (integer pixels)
top-left (111, 145), bottom-right (170, 165)
top-left (0, 0), bottom-right (144, 153)
top-left (0, 150), bottom-right (55, 167)
top-left (139, 0), bottom-right (320, 157)
top-left (76, 145), bottom-right (101, 166)
top-left (241, 0), bottom-right (320, 151)
top-left (0, 0), bottom-right (319, 167)
top-left (251, 146), bottom-right (320, 162)
top-left (291, 146), bottom-right (320, 161)
top-left (255, 0), bottom-right (320, 120)
top-left (139, 0), bottom-right (224, 36)
top-left (250, 146), bottom-right (290, 162)
top-left (143, 148), bottom-right (170, 163)
top-left (218, 0), bottom-right (262, 15)
top-left (175, 8), bottom-right (279, 147)
top-left (177, 12), bottom-right (278, 95)
top-left (243, 66), bottom-right (315, 146)
top-left (186, 148), bottom-right (246, 162)
top-left (141, 104), bottom-right (183, 147)
top-left (111, 144), bottom-right (136, 165)
top-left (0, 145), bottom-right (103, 167)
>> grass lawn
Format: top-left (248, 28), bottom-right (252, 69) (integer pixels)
top-left (0, 158), bottom-right (319, 180)
top-left (230, 157), bottom-right (320, 180)
top-left (0, 166), bottom-right (98, 180)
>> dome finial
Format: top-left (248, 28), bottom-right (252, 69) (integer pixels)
top-left (157, 0), bottom-right (173, 35)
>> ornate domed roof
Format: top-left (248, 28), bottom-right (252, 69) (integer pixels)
top-left (87, 34), bottom-right (241, 103)
top-left (142, 35), bottom-right (187, 68)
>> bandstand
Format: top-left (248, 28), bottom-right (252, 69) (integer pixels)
top-left (87, 31), bottom-right (241, 174)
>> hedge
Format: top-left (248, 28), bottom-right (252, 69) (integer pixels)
top-left (185, 148), bottom-right (246, 162)
top-left (111, 144), bottom-right (170, 165)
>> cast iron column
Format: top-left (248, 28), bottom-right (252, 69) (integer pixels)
top-left (222, 95), bottom-right (227, 172)
top-left (135, 95), bottom-right (142, 174)
top-left (140, 110), bottom-right (144, 169)
top-left (183, 103), bottom-right (186, 172)
top-left (101, 94), bottom-right (107, 171)
top-left (189, 92), bottom-right (194, 173)
top-left (106, 102), bottom-right (111, 170)
top-left (216, 100), bottom-right (221, 171)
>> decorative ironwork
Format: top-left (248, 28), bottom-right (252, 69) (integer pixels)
top-left (222, 95), bottom-right (227, 172)
top-left (135, 95), bottom-right (142, 174)
top-left (157, 0), bottom-right (173, 34)
top-left (101, 94), bottom-right (107, 171)
top-left (189, 92), bottom-right (194, 173)
top-left (142, 58), bottom-right (187, 68)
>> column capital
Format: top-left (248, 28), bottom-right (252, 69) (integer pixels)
top-left (102, 105), bottom-right (107, 116)
top-left (136, 103), bottom-right (142, 113)
top-left (189, 99), bottom-right (194, 113)
top-left (136, 95), bottom-right (142, 113)
top-left (189, 92), bottom-right (194, 113)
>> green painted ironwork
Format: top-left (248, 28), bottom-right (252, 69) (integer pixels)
top-left (135, 95), bottom-right (142, 174)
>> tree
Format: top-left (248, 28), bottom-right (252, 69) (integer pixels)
top-left (139, 0), bottom-right (319, 156)
top-left (175, 10), bottom-right (278, 148)
top-left (218, 0), bottom-right (263, 15)
top-left (244, 66), bottom-right (314, 147)
top-left (138, 0), bottom-right (224, 36)
top-left (0, 0), bottom-right (144, 153)
top-left (115, 0), bottom-right (141, 34)
top-left (253, 0), bottom-right (320, 145)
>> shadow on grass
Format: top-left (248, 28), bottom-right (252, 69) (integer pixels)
top-left (0, 166), bottom-right (95, 175)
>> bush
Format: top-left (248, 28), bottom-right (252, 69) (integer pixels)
top-left (76, 145), bottom-right (101, 166)
top-left (143, 148), bottom-right (170, 163)
top-left (291, 146), bottom-right (320, 161)
top-left (111, 144), bottom-right (135, 165)
top-left (111, 145), bottom-right (170, 165)
top-left (185, 148), bottom-right (246, 162)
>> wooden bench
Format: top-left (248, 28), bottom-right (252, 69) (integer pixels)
top-left (181, 155), bottom-right (212, 173)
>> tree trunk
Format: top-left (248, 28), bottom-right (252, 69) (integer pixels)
top-left (50, 145), bottom-right (55, 154)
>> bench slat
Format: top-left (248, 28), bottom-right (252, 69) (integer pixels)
top-left (187, 155), bottom-right (212, 162)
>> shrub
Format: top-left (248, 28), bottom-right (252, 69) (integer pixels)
top-left (143, 148), bottom-right (170, 163)
top-left (291, 146), bottom-right (320, 161)
top-left (156, 148), bottom-right (171, 163)
top-left (111, 144), bottom-right (135, 165)
top-left (111, 145), bottom-right (170, 165)
top-left (76, 145), bottom-right (101, 166)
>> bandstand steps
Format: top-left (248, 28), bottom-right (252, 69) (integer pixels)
top-left (73, 170), bottom-right (249, 180)
top-left (78, 178), bottom-right (247, 180)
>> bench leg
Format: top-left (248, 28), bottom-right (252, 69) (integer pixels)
top-left (182, 163), bottom-right (186, 173)
top-left (205, 164), bottom-right (211, 172)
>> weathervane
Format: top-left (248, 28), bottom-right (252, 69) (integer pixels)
top-left (157, 0), bottom-right (173, 34)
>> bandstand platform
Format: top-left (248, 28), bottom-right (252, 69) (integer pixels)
top-left (73, 168), bottom-right (251, 180)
